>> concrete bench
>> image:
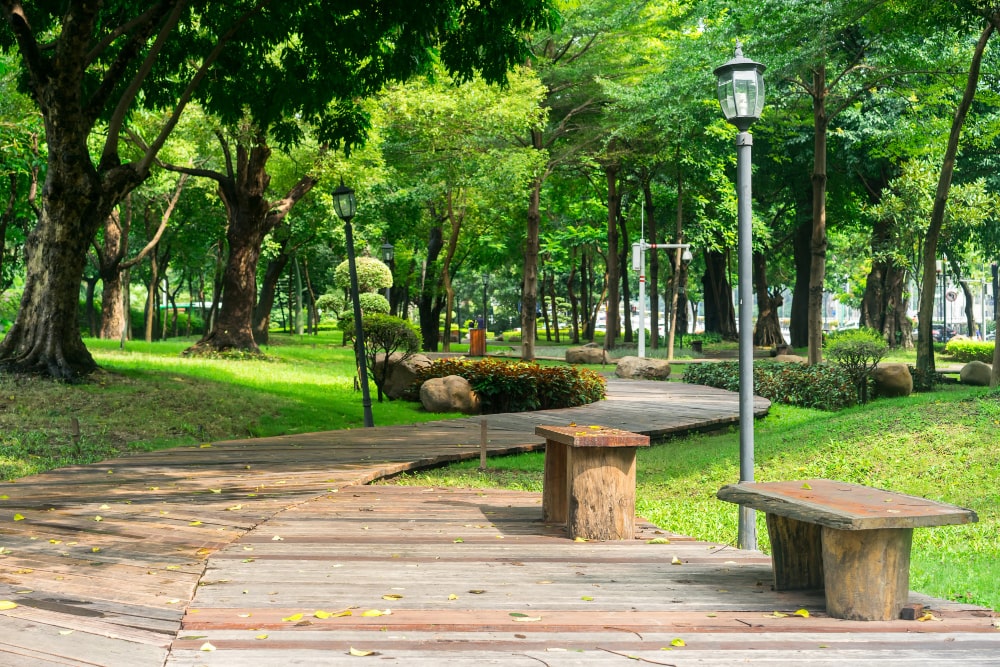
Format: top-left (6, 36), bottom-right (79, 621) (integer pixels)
top-left (535, 425), bottom-right (649, 541)
top-left (717, 479), bottom-right (978, 621)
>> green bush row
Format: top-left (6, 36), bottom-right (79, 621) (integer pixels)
top-left (500, 329), bottom-right (606, 343)
top-left (683, 361), bottom-right (857, 411)
top-left (944, 339), bottom-right (995, 363)
top-left (406, 357), bottom-right (606, 414)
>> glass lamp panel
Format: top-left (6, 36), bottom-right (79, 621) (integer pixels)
top-left (717, 72), bottom-right (737, 121)
top-left (333, 190), bottom-right (356, 220)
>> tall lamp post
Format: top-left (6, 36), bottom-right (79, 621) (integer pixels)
top-left (333, 179), bottom-right (374, 428)
top-left (381, 242), bottom-right (394, 308)
top-left (481, 273), bottom-right (489, 331)
top-left (715, 42), bottom-right (765, 550)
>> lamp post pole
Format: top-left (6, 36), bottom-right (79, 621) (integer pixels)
top-left (715, 41), bottom-right (766, 551)
top-left (334, 180), bottom-right (374, 428)
top-left (381, 243), bottom-right (394, 310)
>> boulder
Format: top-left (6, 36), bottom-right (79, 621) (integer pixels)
top-left (873, 363), bottom-right (913, 398)
top-left (377, 353), bottom-right (431, 400)
top-left (773, 354), bottom-right (807, 363)
top-left (960, 360), bottom-right (992, 386)
top-left (420, 375), bottom-right (480, 414)
top-left (566, 343), bottom-right (611, 364)
top-left (614, 356), bottom-right (671, 380)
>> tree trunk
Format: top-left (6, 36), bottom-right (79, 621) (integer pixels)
top-left (917, 23), bottom-right (993, 373)
top-left (440, 192), bottom-right (463, 353)
top-left (522, 172), bottom-right (543, 361)
top-left (252, 243), bottom-right (292, 345)
top-left (604, 164), bottom-right (620, 351)
top-left (418, 225), bottom-right (445, 351)
top-left (752, 251), bottom-right (785, 346)
top-left (549, 271), bottom-right (561, 344)
top-left (807, 64), bottom-right (829, 365)
top-left (703, 250), bottom-right (737, 340)
top-left (790, 218), bottom-right (811, 347)
top-left (567, 251), bottom-right (579, 344)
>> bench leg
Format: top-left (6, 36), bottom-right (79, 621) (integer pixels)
top-left (542, 440), bottom-right (568, 524)
top-left (567, 446), bottom-right (637, 541)
top-left (766, 514), bottom-right (824, 591)
top-left (821, 527), bottom-right (912, 621)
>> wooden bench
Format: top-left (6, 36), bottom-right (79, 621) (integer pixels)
top-left (717, 479), bottom-right (979, 621)
top-left (535, 425), bottom-right (649, 541)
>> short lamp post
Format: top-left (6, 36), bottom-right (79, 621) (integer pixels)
top-left (381, 242), bottom-right (394, 307)
top-left (631, 241), bottom-right (693, 359)
top-left (333, 179), bottom-right (374, 428)
top-left (715, 41), bottom-right (765, 550)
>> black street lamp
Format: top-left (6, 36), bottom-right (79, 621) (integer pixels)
top-left (333, 178), bottom-right (374, 428)
top-left (715, 41), bottom-right (765, 550)
top-left (381, 242), bottom-right (394, 307)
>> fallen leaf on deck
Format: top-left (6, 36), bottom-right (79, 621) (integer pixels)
top-left (199, 444), bottom-right (212, 448)
top-left (349, 647), bottom-right (376, 657)
top-left (210, 489), bottom-right (222, 494)
top-left (14, 568), bottom-right (32, 574)
top-left (581, 596), bottom-right (594, 601)
top-left (574, 537), bottom-right (588, 542)
top-left (282, 613), bottom-right (304, 622)
top-left (272, 536), bottom-right (283, 541)
top-left (49, 539), bottom-right (61, 544)
top-left (91, 547), bottom-right (100, 553)
top-left (59, 630), bottom-right (74, 636)
top-left (362, 609), bottom-right (388, 617)
top-left (0, 495), bottom-right (7, 500)
top-left (99, 504), bottom-right (110, 510)
top-left (448, 594), bottom-right (459, 600)
top-left (468, 589), bottom-right (485, 594)
top-left (94, 516), bottom-right (103, 522)
top-left (794, 609), bottom-right (810, 618)
top-left (199, 642), bottom-right (216, 651)
top-left (589, 425), bottom-right (602, 429)
top-left (917, 612), bottom-right (942, 622)
top-left (314, 610), bottom-right (332, 619)
top-left (255, 634), bottom-right (268, 640)
top-left (453, 538), bottom-right (464, 543)
top-left (382, 594), bottom-right (403, 600)
top-left (646, 537), bottom-right (670, 544)
top-left (0, 601), bottom-right (18, 610)
top-left (801, 482), bottom-right (812, 489)
top-left (13, 514), bottom-right (24, 521)
top-left (671, 556), bottom-right (683, 565)
top-left (765, 611), bottom-right (789, 618)
top-left (670, 638), bottom-right (686, 647)
top-left (227, 505), bottom-right (242, 511)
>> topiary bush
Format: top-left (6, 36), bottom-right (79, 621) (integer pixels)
top-left (684, 361), bottom-right (856, 411)
top-left (333, 257), bottom-right (393, 293)
top-left (824, 327), bottom-right (888, 404)
top-left (944, 339), bottom-right (995, 363)
top-left (362, 314), bottom-right (422, 402)
top-left (406, 358), bottom-right (606, 414)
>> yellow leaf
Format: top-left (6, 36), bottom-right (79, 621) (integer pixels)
top-left (99, 504), bottom-right (110, 510)
top-left (453, 538), bottom-right (464, 543)
top-left (271, 535), bottom-right (283, 541)
top-left (281, 613), bottom-right (303, 622)
top-left (670, 638), bottom-right (686, 647)
top-left (574, 537), bottom-right (588, 542)
top-left (765, 611), bottom-right (789, 618)
top-left (581, 596), bottom-right (594, 601)
top-left (361, 609), bottom-right (385, 617)
top-left (13, 514), bottom-right (24, 521)
top-left (349, 647), bottom-right (375, 657)
top-left (255, 634), bottom-right (269, 640)
top-left (199, 642), bottom-right (216, 652)
top-left (199, 443), bottom-right (212, 448)
top-left (166, 565), bottom-right (180, 570)
top-left (189, 521), bottom-right (203, 526)
top-left (14, 568), bottom-right (32, 574)
top-left (49, 539), bottom-right (61, 544)
top-left (330, 609), bottom-right (353, 618)
top-left (94, 516), bottom-right (103, 522)
top-left (314, 610), bottom-right (332, 619)
top-left (0, 495), bottom-right (7, 500)
top-left (59, 630), bottom-right (74, 636)
top-left (794, 609), bottom-right (810, 618)
top-left (382, 594), bottom-right (403, 600)
top-left (512, 615), bottom-right (542, 622)
top-left (917, 612), bottom-right (942, 622)
top-left (0, 601), bottom-right (18, 610)
top-left (646, 537), bottom-right (671, 544)
top-left (226, 504), bottom-right (242, 511)
top-left (671, 556), bottom-right (683, 565)
top-left (210, 489), bottom-right (222, 494)
top-left (589, 425), bottom-right (601, 429)
top-left (448, 594), bottom-right (459, 600)
top-left (91, 547), bottom-right (101, 553)
top-left (801, 482), bottom-right (812, 490)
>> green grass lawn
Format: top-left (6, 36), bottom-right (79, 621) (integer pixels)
top-left (384, 384), bottom-right (1000, 612)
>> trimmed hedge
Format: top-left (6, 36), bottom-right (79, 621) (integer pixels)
top-left (406, 358), bottom-right (606, 414)
top-left (683, 361), bottom-right (856, 411)
top-left (944, 339), bottom-right (995, 364)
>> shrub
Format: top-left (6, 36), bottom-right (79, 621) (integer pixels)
top-left (908, 365), bottom-right (948, 392)
top-left (824, 327), bottom-right (888, 404)
top-left (338, 294), bottom-right (390, 345)
top-left (684, 361), bottom-right (856, 411)
top-left (333, 257), bottom-right (393, 293)
top-left (406, 358), bottom-right (606, 414)
top-left (944, 339), bottom-right (995, 363)
top-left (362, 314), bottom-right (422, 402)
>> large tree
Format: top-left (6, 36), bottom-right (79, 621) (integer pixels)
top-left (0, 0), bottom-right (557, 378)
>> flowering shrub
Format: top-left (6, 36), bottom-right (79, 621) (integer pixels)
top-left (684, 361), bottom-right (856, 411)
top-left (407, 358), bottom-right (606, 414)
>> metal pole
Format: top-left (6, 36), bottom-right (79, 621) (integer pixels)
top-left (638, 241), bottom-right (646, 358)
top-left (736, 130), bottom-right (756, 551)
top-left (344, 219), bottom-right (374, 428)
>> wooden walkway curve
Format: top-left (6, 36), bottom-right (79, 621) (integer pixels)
top-left (0, 380), bottom-right (994, 666)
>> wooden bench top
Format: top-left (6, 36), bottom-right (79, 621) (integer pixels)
top-left (535, 425), bottom-right (650, 448)
top-left (717, 479), bottom-right (978, 531)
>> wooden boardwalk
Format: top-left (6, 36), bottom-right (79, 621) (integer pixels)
top-left (0, 380), bottom-right (995, 665)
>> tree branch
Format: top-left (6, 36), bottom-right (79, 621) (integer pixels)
top-left (121, 174), bottom-right (189, 270)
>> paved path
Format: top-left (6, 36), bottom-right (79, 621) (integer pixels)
top-left (0, 380), bottom-right (995, 666)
